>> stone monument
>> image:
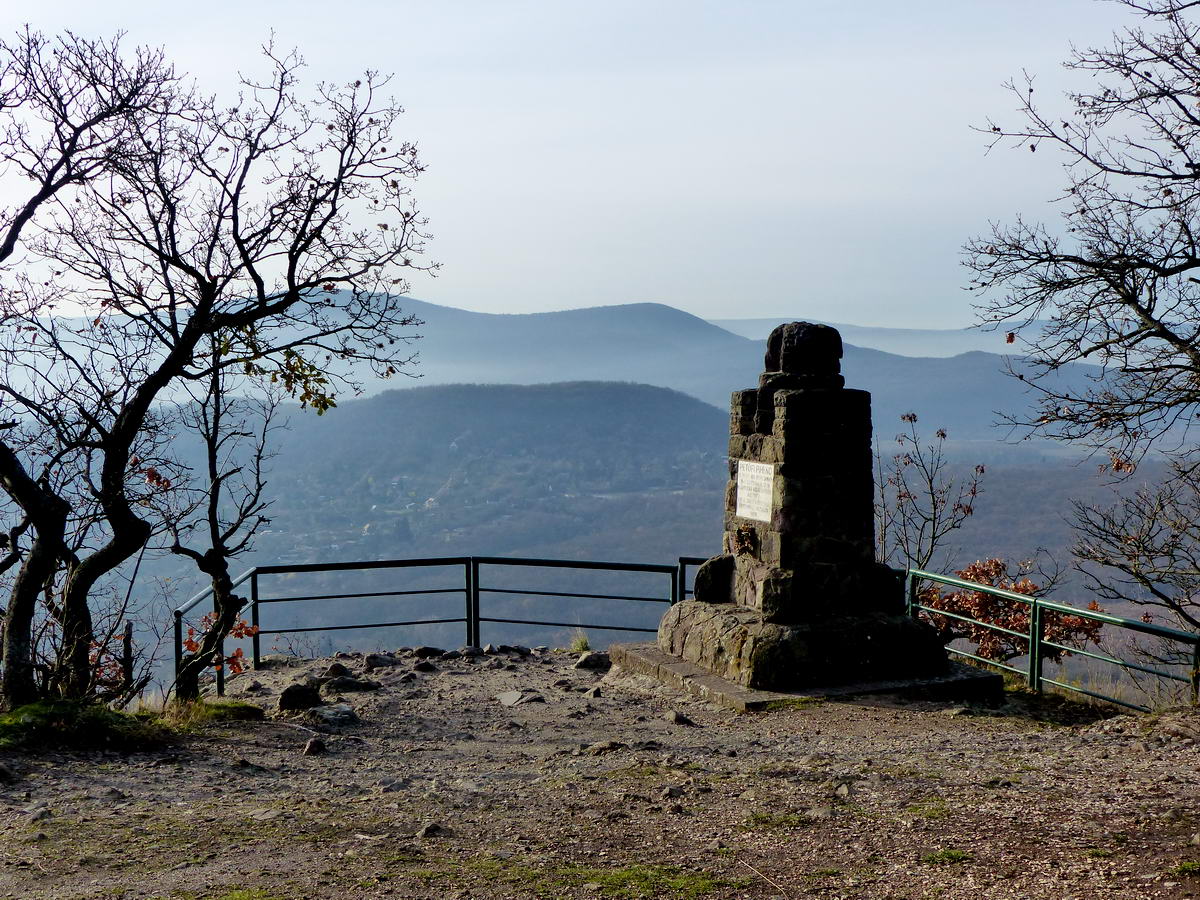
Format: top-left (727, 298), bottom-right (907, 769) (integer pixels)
top-left (655, 322), bottom-right (949, 691)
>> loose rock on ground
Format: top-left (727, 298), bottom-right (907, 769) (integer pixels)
top-left (1, 644), bottom-right (1198, 899)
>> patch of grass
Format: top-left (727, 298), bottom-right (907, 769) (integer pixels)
top-left (0, 699), bottom-right (169, 751)
top-left (406, 856), bottom-right (743, 898)
top-left (922, 848), bottom-right (972, 865)
top-left (558, 863), bottom-right (739, 898)
top-left (906, 799), bottom-right (950, 820)
top-left (1085, 847), bottom-right (1115, 859)
top-left (569, 630), bottom-right (591, 653)
top-left (761, 696), bottom-right (822, 711)
top-left (159, 699), bottom-right (264, 731)
top-left (149, 888), bottom-right (287, 900)
top-left (1171, 861), bottom-right (1200, 877)
top-left (743, 810), bottom-right (808, 829)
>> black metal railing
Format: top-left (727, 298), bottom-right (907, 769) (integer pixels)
top-left (174, 554), bottom-right (682, 695)
top-left (677, 556), bottom-right (707, 602)
top-left (173, 554), bottom-right (1200, 711)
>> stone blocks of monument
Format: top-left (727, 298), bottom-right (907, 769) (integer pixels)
top-left (657, 321), bottom-right (948, 690)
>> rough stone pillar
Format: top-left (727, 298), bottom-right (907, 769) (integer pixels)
top-left (657, 322), bottom-right (947, 690)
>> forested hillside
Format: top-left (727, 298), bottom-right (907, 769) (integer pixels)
top-left (154, 381), bottom-right (1143, 649)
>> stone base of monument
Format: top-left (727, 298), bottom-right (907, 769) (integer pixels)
top-left (609, 641), bottom-right (1004, 713)
top-left (656, 599), bottom-right (952, 691)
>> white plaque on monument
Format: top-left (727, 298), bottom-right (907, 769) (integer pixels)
top-left (735, 460), bottom-right (775, 523)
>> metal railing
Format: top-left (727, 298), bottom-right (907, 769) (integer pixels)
top-left (175, 555), bottom-right (681, 695)
top-left (173, 554), bottom-right (1200, 711)
top-left (677, 556), bottom-right (708, 601)
top-left (905, 568), bottom-right (1200, 712)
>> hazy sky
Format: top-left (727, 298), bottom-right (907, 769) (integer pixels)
top-left (0, 1), bottom-right (1139, 327)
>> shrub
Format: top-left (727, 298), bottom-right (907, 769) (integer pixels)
top-left (920, 558), bottom-right (1102, 663)
top-left (159, 699), bottom-right (265, 731)
top-left (568, 630), bottom-right (591, 653)
top-left (0, 700), bottom-right (169, 751)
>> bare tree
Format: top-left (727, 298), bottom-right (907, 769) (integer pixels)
top-left (963, 1), bottom-right (1200, 649)
top-left (1072, 462), bottom-right (1200, 634)
top-left (874, 413), bottom-right (985, 572)
top-left (0, 37), bottom-right (430, 709)
top-left (0, 31), bottom-right (184, 707)
top-left (165, 338), bottom-right (280, 701)
top-left (964, 1), bottom-right (1200, 466)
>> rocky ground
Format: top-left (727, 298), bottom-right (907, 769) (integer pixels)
top-left (1, 644), bottom-right (1199, 900)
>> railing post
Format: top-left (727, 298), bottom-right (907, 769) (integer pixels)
top-left (470, 558), bottom-right (481, 647)
top-left (173, 609), bottom-right (183, 682)
top-left (463, 559), bottom-right (474, 647)
top-left (250, 571), bottom-right (261, 670)
top-left (671, 565), bottom-right (680, 607)
top-left (905, 571), bottom-right (919, 620)
top-left (213, 591), bottom-right (225, 697)
top-left (1190, 639), bottom-right (1199, 706)
top-left (1028, 601), bottom-right (1044, 693)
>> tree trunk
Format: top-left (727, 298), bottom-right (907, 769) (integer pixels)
top-left (0, 531), bottom-right (65, 710)
top-left (0, 445), bottom-right (70, 711)
top-left (52, 519), bottom-right (148, 700)
top-left (174, 560), bottom-right (242, 702)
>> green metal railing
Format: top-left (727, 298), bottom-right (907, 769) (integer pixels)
top-left (905, 568), bottom-right (1200, 712)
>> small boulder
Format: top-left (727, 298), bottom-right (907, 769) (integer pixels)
top-left (412, 646), bottom-right (444, 659)
top-left (303, 703), bottom-right (359, 729)
top-left (0, 763), bottom-right (19, 785)
top-left (323, 662), bottom-right (352, 678)
top-left (495, 690), bottom-right (546, 706)
top-left (664, 709), bottom-right (697, 727)
top-left (583, 740), bottom-right (626, 756)
top-left (278, 682), bottom-right (322, 712)
top-left (415, 822), bottom-right (452, 839)
top-left (302, 737), bottom-right (327, 756)
top-left (321, 676), bottom-right (382, 694)
top-left (583, 686), bottom-right (603, 699)
top-left (363, 654), bottom-right (400, 671)
top-left (412, 660), bottom-right (437, 673)
top-left (573, 651), bottom-right (610, 670)
top-left (459, 646), bottom-right (484, 658)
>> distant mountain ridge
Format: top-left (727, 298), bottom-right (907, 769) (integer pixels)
top-left (709, 316), bottom-right (1045, 358)
top-left (383, 297), bottom-right (1091, 442)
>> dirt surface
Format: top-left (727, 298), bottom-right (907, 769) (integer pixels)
top-left (2, 644), bottom-right (1199, 900)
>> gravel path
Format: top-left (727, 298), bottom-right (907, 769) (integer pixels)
top-left (1, 645), bottom-right (1198, 900)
